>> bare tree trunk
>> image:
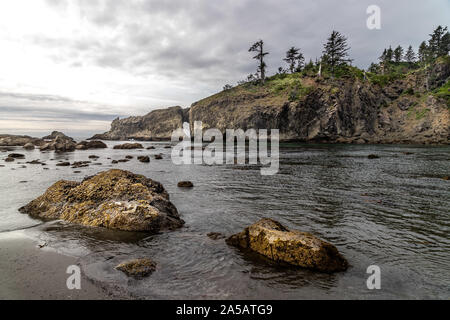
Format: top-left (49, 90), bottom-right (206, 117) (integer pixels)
top-left (260, 43), bottom-right (265, 83)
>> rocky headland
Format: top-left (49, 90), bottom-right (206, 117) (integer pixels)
top-left (88, 57), bottom-right (450, 145)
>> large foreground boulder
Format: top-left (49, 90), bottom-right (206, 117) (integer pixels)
top-left (19, 169), bottom-right (184, 232)
top-left (226, 218), bottom-right (348, 272)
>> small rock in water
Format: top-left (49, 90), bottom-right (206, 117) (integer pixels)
top-left (226, 218), bottom-right (348, 272)
top-left (125, 155), bottom-right (133, 159)
top-left (23, 143), bottom-right (35, 150)
top-left (146, 146), bottom-right (155, 150)
top-left (207, 232), bottom-right (226, 240)
top-left (154, 154), bottom-right (163, 160)
top-left (88, 155), bottom-right (99, 159)
top-left (115, 258), bottom-right (156, 278)
top-left (56, 162), bottom-right (71, 167)
top-left (8, 153), bottom-right (25, 159)
top-left (177, 181), bottom-right (194, 188)
top-left (111, 160), bottom-right (118, 164)
top-left (5, 157), bottom-right (15, 162)
top-left (113, 143), bottom-right (144, 150)
top-left (138, 156), bottom-right (150, 163)
top-left (367, 154), bottom-right (379, 159)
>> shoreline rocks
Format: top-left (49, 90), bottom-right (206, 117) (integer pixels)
top-left (19, 169), bottom-right (184, 232)
top-left (0, 134), bottom-right (44, 147)
top-left (226, 218), bottom-right (348, 272)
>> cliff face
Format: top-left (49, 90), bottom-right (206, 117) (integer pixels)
top-left (91, 106), bottom-right (188, 141)
top-left (92, 59), bottom-right (450, 144)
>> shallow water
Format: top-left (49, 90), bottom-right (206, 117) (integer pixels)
top-left (0, 142), bottom-right (449, 299)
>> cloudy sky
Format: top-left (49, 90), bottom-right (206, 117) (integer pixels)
top-left (0, 0), bottom-right (448, 136)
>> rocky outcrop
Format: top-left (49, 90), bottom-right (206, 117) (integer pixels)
top-left (89, 106), bottom-right (188, 141)
top-left (113, 143), bottom-right (143, 149)
top-left (0, 135), bottom-right (44, 147)
top-left (19, 169), bottom-right (184, 232)
top-left (40, 132), bottom-right (77, 152)
top-left (42, 131), bottom-right (75, 142)
top-left (75, 140), bottom-right (107, 150)
top-left (226, 218), bottom-right (348, 272)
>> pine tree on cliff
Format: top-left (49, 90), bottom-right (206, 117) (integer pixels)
top-left (428, 25), bottom-right (449, 58)
top-left (322, 31), bottom-right (351, 74)
top-left (418, 41), bottom-right (430, 64)
top-left (404, 45), bottom-right (416, 63)
top-left (386, 46), bottom-right (394, 62)
top-left (394, 45), bottom-right (404, 62)
top-left (283, 47), bottom-right (305, 73)
top-left (249, 40), bottom-right (269, 84)
top-left (284, 47), bottom-right (299, 73)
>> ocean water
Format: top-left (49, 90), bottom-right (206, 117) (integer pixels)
top-left (0, 141), bottom-right (449, 299)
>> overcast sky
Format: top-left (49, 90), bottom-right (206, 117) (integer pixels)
top-left (0, 0), bottom-right (448, 136)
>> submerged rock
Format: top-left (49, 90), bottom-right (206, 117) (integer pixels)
top-left (5, 157), bottom-right (15, 162)
top-left (367, 154), bottom-right (380, 159)
top-left (113, 143), bottom-right (144, 150)
top-left (207, 232), bottom-right (226, 240)
top-left (226, 218), bottom-right (348, 272)
top-left (177, 181), bottom-right (193, 188)
top-left (154, 154), bottom-right (163, 160)
top-left (19, 169), bottom-right (184, 232)
top-left (115, 258), bottom-right (156, 278)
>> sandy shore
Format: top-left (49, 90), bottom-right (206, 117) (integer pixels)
top-left (0, 233), bottom-right (115, 300)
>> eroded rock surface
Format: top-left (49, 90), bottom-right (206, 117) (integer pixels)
top-left (19, 169), bottom-right (184, 232)
top-left (226, 218), bottom-right (348, 272)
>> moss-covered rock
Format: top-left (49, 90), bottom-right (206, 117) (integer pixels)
top-left (226, 218), bottom-right (348, 272)
top-left (19, 169), bottom-right (184, 232)
top-left (115, 258), bottom-right (156, 278)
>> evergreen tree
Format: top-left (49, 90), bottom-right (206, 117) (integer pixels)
top-left (386, 46), bottom-right (394, 62)
top-left (428, 25), bottom-right (449, 58)
top-left (322, 30), bottom-right (351, 74)
top-left (379, 48), bottom-right (388, 63)
top-left (249, 40), bottom-right (269, 84)
top-left (394, 45), bottom-right (404, 62)
top-left (284, 47), bottom-right (299, 73)
top-left (418, 41), bottom-right (429, 63)
top-left (404, 45), bottom-right (416, 63)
